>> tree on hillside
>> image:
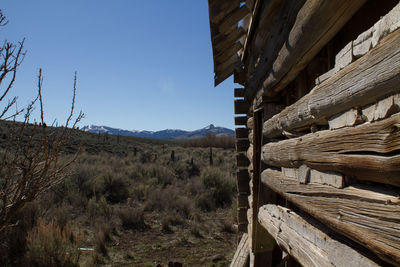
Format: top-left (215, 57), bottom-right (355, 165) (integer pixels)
top-left (0, 10), bottom-right (84, 232)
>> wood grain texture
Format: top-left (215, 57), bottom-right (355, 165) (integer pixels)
top-left (261, 169), bottom-right (400, 265)
top-left (261, 0), bottom-right (367, 98)
top-left (244, 0), bottom-right (305, 103)
top-left (234, 99), bottom-right (249, 114)
top-left (258, 204), bottom-right (379, 267)
top-left (263, 29), bottom-right (400, 138)
top-left (236, 139), bottom-right (250, 152)
top-left (262, 114), bottom-right (400, 186)
top-left (235, 116), bottom-right (247, 126)
top-left (234, 88), bottom-right (245, 98)
top-left (235, 128), bottom-right (249, 139)
top-left (230, 233), bottom-right (250, 267)
top-left (236, 153), bottom-right (250, 167)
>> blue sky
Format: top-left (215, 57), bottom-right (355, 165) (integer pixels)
top-left (1, 1), bottom-right (235, 131)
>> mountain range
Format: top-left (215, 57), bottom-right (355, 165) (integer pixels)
top-left (81, 124), bottom-right (234, 140)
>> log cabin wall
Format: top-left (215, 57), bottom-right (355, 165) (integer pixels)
top-left (208, 0), bottom-right (400, 266)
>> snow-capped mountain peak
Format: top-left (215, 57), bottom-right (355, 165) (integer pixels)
top-left (81, 124), bottom-right (233, 140)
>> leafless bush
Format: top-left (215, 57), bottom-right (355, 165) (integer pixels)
top-left (0, 10), bottom-right (84, 232)
top-left (24, 220), bottom-right (82, 267)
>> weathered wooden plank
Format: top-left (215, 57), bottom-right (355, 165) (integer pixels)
top-left (234, 88), bottom-right (245, 98)
top-left (314, 68), bottom-right (335, 86)
top-left (237, 178), bottom-right (250, 194)
top-left (236, 138), bottom-right (250, 152)
top-left (238, 207), bottom-right (249, 224)
top-left (219, 5), bottom-right (250, 35)
top-left (215, 42), bottom-right (243, 64)
top-left (214, 27), bottom-right (246, 52)
top-left (261, 0), bottom-right (367, 98)
top-left (238, 193), bottom-right (250, 208)
top-left (230, 233), bottom-right (250, 267)
top-left (235, 128), bottom-right (249, 139)
top-left (262, 114), bottom-right (400, 186)
top-left (235, 99), bottom-right (249, 115)
top-left (210, 0), bottom-right (241, 25)
top-left (362, 93), bottom-right (400, 123)
top-left (234, 68), bottom-right (247, 85)
top-left (258, 204), bottom-right (380, 267)
top-left (238, 223), bottom-right (248, 233)
top-left (328, 108), bottom-right (363, 130)
top-left (236, 153), bottom-right (250, 167)
top-left (335, 41), bottom-right (354, 72)
top-left (242, 0), bottom-right (282, 64)
top-left (237, 169), bottom-right (250, 194)
top-left (261, 169), bottom-right (400, 265)
top-left (263, 29), bottom-right (400, 138)
top-left (215, 53), bottom-right (241, 86)
top-left (235, 116), bottom-right (248, 126)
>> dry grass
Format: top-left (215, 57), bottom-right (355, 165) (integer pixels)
top-left (0, 131), bottom-right (238, 266)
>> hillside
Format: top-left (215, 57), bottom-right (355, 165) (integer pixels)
top-left (0, 121), bottom-right (238, 266)
top-left (81, 124), bottom-right (234, 140)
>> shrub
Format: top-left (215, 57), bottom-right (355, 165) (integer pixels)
top-left (87, 197), bottom-right (114, 221)
top-left (144, 187), bottom-right (193, 218)
top-left (119, 207), bottom-right (147, 230)
top-left (190, 223), bottom-right (203, 238)
top-left (0, 202), bottom-right (39, 266)
top-left (195, 191), bottom-right (216, 212)
top-left (24, 220), bottom-right (81, 267)
top-left (52, 204), bottom-right (72, 230)
top-left (221, 219), bottom-right (236, 233)
top-left (94, 221), bottom-right (115, 256)
top-left (201, 168), bottom-right (235, 208)
top-left (102, 174), bottom-right (130, 203)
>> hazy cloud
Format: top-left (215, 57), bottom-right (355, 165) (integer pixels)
top-left (159, 76), bottom-right (175, 93)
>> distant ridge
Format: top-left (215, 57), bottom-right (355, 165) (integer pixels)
top-left (81, 124), bottom-right (234, 140)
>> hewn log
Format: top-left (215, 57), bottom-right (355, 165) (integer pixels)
top-left (242, 0), bottom-right (283, 67)
top-left (215, 54), bottom-right (241, 86)
top-left (236, 153), bottom-right (250, 167)
top-left (238, 224), bottom-right (248, 233)
top-left (219, 5), bottom-right (250, 35)
top-left (263, 29), bottom-right (400, 138)
top-left (246, 144), bottom-right (253, 163)
top-left (236, 138), bottom-right (250, 152)
top-left (262, 114), bottom-right (400, 186)
top-left (234, 88), bottom-right (245, 98)
top-left (261, 169), bottom-right (400, 265)
top-left (215, 42), bottom-right (243, 64)
top-left (214, 27), bottom-right (246, 52)
top-left (247, 117), bottom-right (254, 129)
top-left (244, 0), bottom-right (305, 102)
top-left (234, 99), bottom-right (249, 114)
top-left (258, 204), bottom-right (380, 267)
top-left (259, 0), bottom-right (367, 98)
top-left (235, 116), bottom-right (247, 125)
top-left (235, 128), bottom-right (249, 139)
top-left (238, 193), bottom-right (250, 208)
top-left (230, 233), bottom-right (250, 267)
top-left (238, 207), bottom-right (248, 225)
top-left (237, 169), bottom-right (250, 194)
